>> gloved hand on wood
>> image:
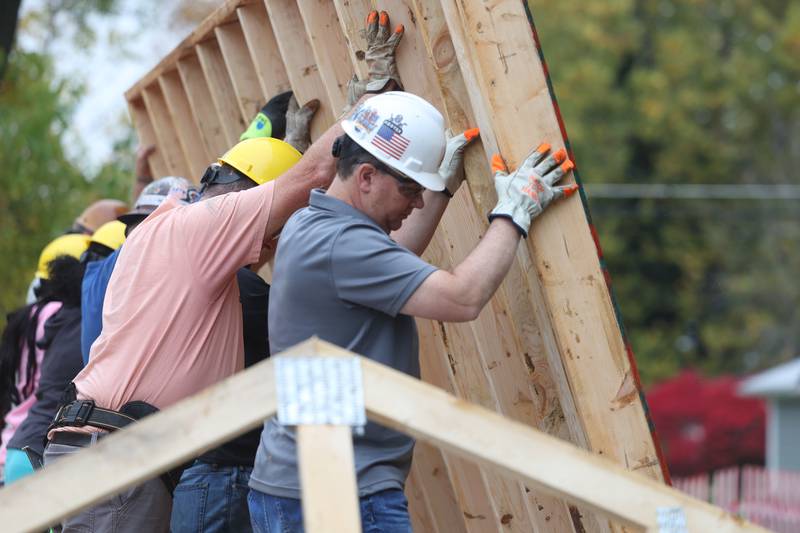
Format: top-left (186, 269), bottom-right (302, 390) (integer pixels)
top-left (488, 143), bottom-right (578, 237)
top-left (439, 128), bottom-right (480, 197)
top-left (344, 10), bottom-right (405, 112)
top-left (283, 95), bottom-right (320, 153)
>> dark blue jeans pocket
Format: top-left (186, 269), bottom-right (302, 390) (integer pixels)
top-left (171, 482), bottom-right (209, 533)
top-left (364, 489), bottom-right (412, 533)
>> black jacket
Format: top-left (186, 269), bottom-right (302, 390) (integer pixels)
top-left (9, 306), bottom-right (83, 456)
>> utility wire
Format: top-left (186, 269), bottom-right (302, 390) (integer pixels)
top-left (584, 184), bottom-right (800, 200)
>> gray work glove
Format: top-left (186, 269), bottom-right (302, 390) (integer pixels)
top-left (488, 143), bottom-right (578, 237)
top-left (283, 96), bottom-right (320, 153)
top-left (439, 128), bottom-right (480, 197)
top-left (344, 11), bottom-right (405, 112)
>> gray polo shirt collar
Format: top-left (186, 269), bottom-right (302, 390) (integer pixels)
top-left (309, 189), bottom-right (384, 231)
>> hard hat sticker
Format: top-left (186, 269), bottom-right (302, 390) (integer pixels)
top-left (372, 115), bottom-right (410, 160)
top-left (351, 106), bottom-right (380, 134)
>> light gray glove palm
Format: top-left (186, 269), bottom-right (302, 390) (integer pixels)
top-left (283, 96), bottom-right (320, 153)
top-left (488, 143), bottom-right (577, 237)
top-left (439, 128), bottom-right (480, 197)
top-left (344, 11), bottom-right (404, 112)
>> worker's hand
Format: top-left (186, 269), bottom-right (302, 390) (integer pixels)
top-left (240, 90), bottom-right (293, 141)
top-left (488, 143), bottom-right (578, 237)
top-left (364, 11), bottom-right (404, 91)
top-left (135, 145), bottom-right (156, 182)
top-left (284, 95), bottom-right (320, 153)
top-left (343, 11), bottom-right (404, 112)
top-left (439, 128), bottom-right (480, 197)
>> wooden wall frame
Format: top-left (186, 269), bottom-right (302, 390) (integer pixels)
top-left (118, 1), bottom-right (670, 530)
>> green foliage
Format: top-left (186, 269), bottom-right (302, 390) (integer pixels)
top-left (530, 0), bottom-right (800, 383)
top-left (0, 50), bottom-right (131, 328)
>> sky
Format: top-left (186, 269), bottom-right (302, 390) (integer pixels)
top-left (18, 0), bottom-right (199, 173)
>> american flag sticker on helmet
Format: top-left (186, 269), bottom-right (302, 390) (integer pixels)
top-left (371, 121), bottom-right (410, 159)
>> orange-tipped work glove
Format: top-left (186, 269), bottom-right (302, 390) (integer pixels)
top-left (345, 11), bottom-right (405, 111)
top-left (488, 143), bottom-right (578, 237)
top-left (439, 128), bottom-right (480, 197)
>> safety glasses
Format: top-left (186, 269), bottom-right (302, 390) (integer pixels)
top-left (364, 161), bottom-right (424, 199)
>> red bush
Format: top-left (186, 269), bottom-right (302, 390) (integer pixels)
top-left (647, 370), bottom-right (765, 477)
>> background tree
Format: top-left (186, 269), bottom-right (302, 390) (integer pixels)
top-left (0, 0), bottom-right (131, 329)
top-left (531, 0), bottom-right (800, 382)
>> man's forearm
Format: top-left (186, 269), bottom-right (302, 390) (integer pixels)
top-left (391, 191), bottom-right (449, 255)
top-left (453, 218), bottom-right (521, 313)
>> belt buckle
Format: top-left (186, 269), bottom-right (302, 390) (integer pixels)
top-left (63, 400), bottom-right (95, 426)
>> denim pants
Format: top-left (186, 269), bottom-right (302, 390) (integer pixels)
top-left (171, 460), bottom-right (253, 533)
top-left (248, 488), bottom-right (412, 533)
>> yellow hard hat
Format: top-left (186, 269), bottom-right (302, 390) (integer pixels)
top-left (91, 220), bottom-right (126, 251)
top-left (74, 199), bottom-right (128, 233)
top-left (36, 234), bottom-right (91, 279)
top-left (218, 138), bottom-right (302, 186)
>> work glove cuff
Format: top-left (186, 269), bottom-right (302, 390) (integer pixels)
top-left (489, 201), bottom-right (532, 238)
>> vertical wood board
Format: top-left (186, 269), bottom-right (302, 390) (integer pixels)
top-left (236, 2), bottom-right (292, 98)
top-left (196, 38), bottom-right (248, 146)
top-left (176, 53), bottom-right (231, 162)
top-left (264, 0), bottom-right (335, 137)
top-left (215, 21), bottom-right (265, 120)
top-left (157, 70), bottom-right (209, 179)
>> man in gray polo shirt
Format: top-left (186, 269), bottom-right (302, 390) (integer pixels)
top-left (249, 91), bottom-right (577, 532)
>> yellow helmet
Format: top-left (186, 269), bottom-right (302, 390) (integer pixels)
top-left (218, 138), bottom-right (302, 186)
top-left (91, 220), bottom-right (126, 251)
top-left (36, 234), bottom-right (91, 279)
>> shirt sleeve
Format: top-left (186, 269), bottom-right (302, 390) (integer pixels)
top-left (180, 183), bottom-right (274, 291)
top-left (330, 224), bottom-right (437, 317)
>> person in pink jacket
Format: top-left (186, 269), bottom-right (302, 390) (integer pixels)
top-left (0, 234), bottom-right (89, 483)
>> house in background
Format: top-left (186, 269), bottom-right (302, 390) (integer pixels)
top-left (739, 358), bottom-right (800, 472)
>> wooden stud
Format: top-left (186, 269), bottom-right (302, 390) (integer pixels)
top-left (265, 0), bottom-right (336, 138)
top-left (415, 318), bottom-right (497, 533)
top-left (215, 21), bottom-right (265, 121)
top-left (236, 1), bottom-right (291, 98)
top-left (127, 97), bottom-right (168, 178)
top-left (296, 0), bottom-right (354, 113)
top-left (177, 53), bottom-right (230, 161)
top-left (405, 464), bottom-right (439, 533)
top-left (298, 425), bottom-right (362, 533)
top-left (330, 0), bottom-right (372, 80)
top-left (410, 442), bottom-right (468, 533)
top-left (196, 38), bottom-right (248, 147)
top-left (158, 70), bottom-right (210, 180)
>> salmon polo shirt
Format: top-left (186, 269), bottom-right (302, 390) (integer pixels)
top-left (64, 183), bottom-right (274, 432)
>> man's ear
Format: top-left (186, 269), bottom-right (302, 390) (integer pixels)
top-left (355, 163), bottom-right (377, 193)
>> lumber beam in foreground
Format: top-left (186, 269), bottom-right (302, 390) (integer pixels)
top-left (0, 339), bottom-right (766, 533)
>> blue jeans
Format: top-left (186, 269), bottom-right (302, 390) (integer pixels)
top-left (171, 461), bottom-right (253, 533)
top-left (248, 488), bottom-right (412, 533)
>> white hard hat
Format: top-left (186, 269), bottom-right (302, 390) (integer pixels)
top-left (342, 92), bottom-right (447, 191)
